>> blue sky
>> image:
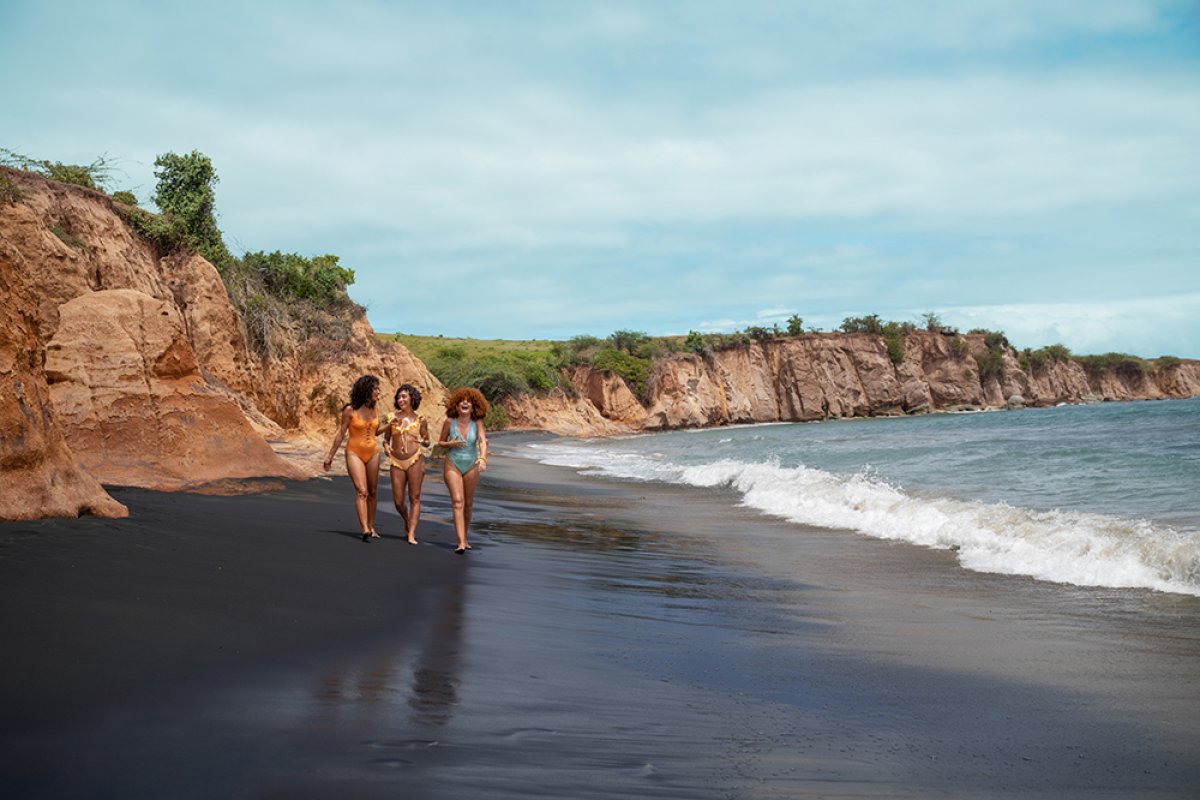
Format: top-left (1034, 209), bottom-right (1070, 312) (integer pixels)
top-left (4, 0), bottom-right (1199, 357)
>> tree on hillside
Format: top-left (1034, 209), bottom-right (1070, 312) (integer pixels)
top-left (152, 150), bottom-right (232, 268)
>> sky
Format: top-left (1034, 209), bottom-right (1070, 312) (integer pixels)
top-left (3, 0), bottom-right (1199, 357)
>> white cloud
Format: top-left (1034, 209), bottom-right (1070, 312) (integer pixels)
top-left (3, 1), bottom-right (1197, 352)
top-left (943, 294), bottom-right (1200, 358)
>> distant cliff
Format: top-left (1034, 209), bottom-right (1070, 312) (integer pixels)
top-left (0, 167), bottom-right (445, 519)
top-left (503, 331), bottom-right (1200, 435)
top-left (3, 165), bottom-right (1197, 520)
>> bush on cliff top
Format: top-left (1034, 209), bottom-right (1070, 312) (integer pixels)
top-left (1, 148), bottom-right (116, 192)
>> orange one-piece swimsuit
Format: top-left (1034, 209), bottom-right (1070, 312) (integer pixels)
top-left (345, 412), bottom-right (379, 462)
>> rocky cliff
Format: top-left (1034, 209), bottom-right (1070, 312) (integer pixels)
top-left (4, 167), bottom-right (1197, 520)
top-left (0, 167), bottom-right (445, 518)
top-left (503, 332), bottom-right (1200, 435)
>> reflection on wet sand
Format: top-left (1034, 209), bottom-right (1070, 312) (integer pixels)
top-left (311, 576), bottom-right (467, 729)
top-left (409, 577), bottom-right (465, 726)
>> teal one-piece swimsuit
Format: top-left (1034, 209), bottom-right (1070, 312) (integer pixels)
top-left (447, 419), bottom-right (479, 474)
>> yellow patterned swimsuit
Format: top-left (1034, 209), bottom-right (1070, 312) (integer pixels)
top-left (386, 415), bottom-right (424, 470)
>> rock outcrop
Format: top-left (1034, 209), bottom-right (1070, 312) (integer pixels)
top-left (0, 167), bottom-right (444, 518)
top-left (503, 333), bottom-right (1200, 436)
top-left (45, 289), bottom-right (304, 490)
top-left (4, 166), bottom-right (1198, 518)
top-left (0, 226), bottom-right (128, 519)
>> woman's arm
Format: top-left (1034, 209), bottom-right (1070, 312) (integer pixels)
top-left (323, 407), bottom-right (353, 469)
top-left (379, 413), bottom-right (394, 456)
top-left (476, 421), bottom-right (488, 470)
top-left (438, 419), bottom-right (461, 448)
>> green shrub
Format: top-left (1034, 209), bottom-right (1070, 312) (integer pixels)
top-left (1, 148), bottom-right (114, 191)
top-left (786, 315), bottom-right (804, 336)
top-left (1155, 355), bottom-right (1182, 369)
top-left (1020, 344), bottom-right (1073, 372)
top-left (592, 347), bottom-right (651, 396)
top-left (1075, 353), bottom-right (1146, 379)
top-left (840, 314), bottom-right (884, 334)
top-left (976, 350), bottom-right (1005, 381)
top-left (152, 150), bottom-right (232, 269)
top-left (974, 329), bottom-right (1010, 351)
top-left (243, 250), bottom-right (355, 306)
top-left (484, 403), bottom-right (509, 430)
top-left (948, 337), bottom-right (969, 358)
top-left (608, 329), bottom-right (650, 354)
top-left (553, 334), bottom-right (602, 367)
top-left (110, 190), bottom-right (137, 206)
top-left (744, 325), bottom-right (774, 341)
top-left (465, 363), bottom-right (529, 400)
top-left (881, 321), bottom-right (906, 364)
top-left (683, 329), bottom-right (705, 353)
top-left (117, 205), bottom-right (188, 252)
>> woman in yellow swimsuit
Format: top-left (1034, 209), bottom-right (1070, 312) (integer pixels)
top-left (323, 374), bottom-right (383, 542)
top-left (381, 383), bottom-right (431, 545)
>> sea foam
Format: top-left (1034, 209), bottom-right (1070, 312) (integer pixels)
top-left (523, 442), bottom-right (1200, 597)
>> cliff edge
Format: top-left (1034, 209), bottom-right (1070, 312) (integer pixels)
top-left (0, 167), bottom-right (444, 519)
top-left (503, 332), bottom-right (1200, 435)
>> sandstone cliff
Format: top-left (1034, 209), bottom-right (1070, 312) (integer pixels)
top-left (0, 167), bottom-right (444, 517)
top-left (502, 332), bottom-right (1200, 436)
top-left (4, 166), bottom-right (1197, 519)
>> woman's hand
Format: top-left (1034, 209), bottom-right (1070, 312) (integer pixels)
top-left (322, 456), bottom-right (333, 471)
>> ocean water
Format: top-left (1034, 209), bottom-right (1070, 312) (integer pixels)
top-left (514, 397), bottom-right (1200, 597)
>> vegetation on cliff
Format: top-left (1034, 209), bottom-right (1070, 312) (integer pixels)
top-left (2, 148), bottom-right (362, 360)
top-left (8, 147), bottom-right (1186, 415)
top-left (388, 315), bottom-right (1186, 415)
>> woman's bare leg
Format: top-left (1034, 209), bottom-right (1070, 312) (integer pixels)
top-left (390, 466), bottom-right (409, 533)
top-left (365, 452), bottom-right (381, 535)
top-left (405, 461), bottom-right (424, 544)
top-left (346, 453), bottom-right (372, 535)
top-left (443, 461), bottom-right (468, 551)
top-left (460, 467), bottom-right (480, 548)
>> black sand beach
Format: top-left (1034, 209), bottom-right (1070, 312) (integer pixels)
top-left (2, 432), bottom-right (1198, 799)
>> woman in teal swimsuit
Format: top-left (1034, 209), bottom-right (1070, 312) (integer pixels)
top-left (438, 387), bottom-right (489, 554)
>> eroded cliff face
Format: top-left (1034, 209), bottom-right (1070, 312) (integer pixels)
top-left (0, 222), bottom-right (128, 519)
top-left (504, 332), bottom-right (1200, 436)
top-left (0, 168), bottom-right (444, 517)
top-left (4, 168), bottom-right (1197, 517)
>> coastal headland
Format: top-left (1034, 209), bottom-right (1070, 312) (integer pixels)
top-left (2, 165), bottom-right (1199, 520)
top-left (1, 437), bottom-right (1197, 798)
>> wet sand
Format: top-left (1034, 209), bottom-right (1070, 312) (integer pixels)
top-left (1, 432), bottom-right (1198, 798)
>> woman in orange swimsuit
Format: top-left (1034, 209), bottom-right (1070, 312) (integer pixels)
top-left (323, 374), bottom-right (383, 542)
top-left (381, 383), bottom-right (430, 545)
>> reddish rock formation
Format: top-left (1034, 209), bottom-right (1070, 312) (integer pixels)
top-left (45, 289), bottom-right (306, 490)
top-left (504, 332), bottom-right (1200, 436)
top-left (0, 225), bottom-right (127, 518)
top-left (3, 166), bottom-right (1198, 516)
top-left (0, 167), bottom-right (445, 518)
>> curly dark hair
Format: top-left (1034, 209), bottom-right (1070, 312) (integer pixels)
top-left (394, 383), bottom-right (422, 410)
top-left (444, 386), bottom-right (489, 420)
top-left (349, 374), bottom-right (380, 409)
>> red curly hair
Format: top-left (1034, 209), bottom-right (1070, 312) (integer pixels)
top-left (444, 386), bottom-right (489, 420)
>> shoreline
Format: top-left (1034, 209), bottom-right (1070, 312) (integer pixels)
top-left (2, 441), bottom-right (1197, 798)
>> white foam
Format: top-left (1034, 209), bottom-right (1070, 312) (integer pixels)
top-left (520, 442), bottom-right (1200, 597)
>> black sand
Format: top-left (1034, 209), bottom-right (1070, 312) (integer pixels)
top-left (2, 432), bottom-right (1198, 798)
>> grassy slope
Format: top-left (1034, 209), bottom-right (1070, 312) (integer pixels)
top-left (384, 332), bottom-right (561, 363)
